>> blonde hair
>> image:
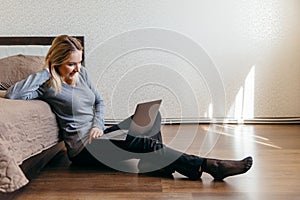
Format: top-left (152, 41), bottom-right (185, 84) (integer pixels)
top-left (45, 35), bottom-right (83, 94)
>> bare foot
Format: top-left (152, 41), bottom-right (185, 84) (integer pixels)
top-left (204, 156), bottom-right (253, 180)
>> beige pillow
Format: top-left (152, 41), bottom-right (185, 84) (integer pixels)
top-left (0, 54), bottom-right (45, 90)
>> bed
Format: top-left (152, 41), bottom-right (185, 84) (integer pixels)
top-left (0, 36), bottom-right (84, 194)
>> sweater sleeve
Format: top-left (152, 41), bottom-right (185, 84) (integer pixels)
top-left (81, 67), bottom-right (105, 130)
top-left (5, 69), bottom-right (50, 100)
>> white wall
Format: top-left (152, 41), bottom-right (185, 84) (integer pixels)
top-left (1, 0), bottom-right (299, 122)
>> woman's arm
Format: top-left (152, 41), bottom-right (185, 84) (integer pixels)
top-left (93, 91), bottom-right (106, 130)
top-left (92, 89), bottom-right (105, 130)
top-left (5, 69), bottom-right (50, 100)
top-left (81, 67), bottom-right (105, 131)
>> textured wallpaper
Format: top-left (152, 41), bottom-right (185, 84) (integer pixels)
top-left (1, 0), bottom-right (299, 121)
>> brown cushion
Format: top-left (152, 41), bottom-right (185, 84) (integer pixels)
top-left (0, 54), bottom-right (45, 90)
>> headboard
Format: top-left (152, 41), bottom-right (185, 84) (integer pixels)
top-left (0, 36), bottom-right (84, 46)
top-left (0, 36), bottom-right (84, 59)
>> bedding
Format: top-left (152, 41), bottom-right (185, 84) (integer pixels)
top-left (0, 95), bottom-right (60, 192)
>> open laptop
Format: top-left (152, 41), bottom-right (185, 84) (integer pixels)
top-left (100, 99), bottom-right (162, 140)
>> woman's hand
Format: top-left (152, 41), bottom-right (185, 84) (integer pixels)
top-left (89, 127), bottom-right (104, 144)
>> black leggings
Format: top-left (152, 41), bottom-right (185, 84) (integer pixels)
top-left (71, 112), bottom-right (204, 180)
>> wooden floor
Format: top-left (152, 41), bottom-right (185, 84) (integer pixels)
top-left (6, 124), bottom-right (300, 199)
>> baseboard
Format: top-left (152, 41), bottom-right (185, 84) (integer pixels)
top-left (105, 117), bottom-right (300, 125)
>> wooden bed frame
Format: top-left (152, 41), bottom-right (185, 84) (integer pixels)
top-left (0, 36), bottom-right (84, 197)
top-left (0, 36), bottom-right (84, 60)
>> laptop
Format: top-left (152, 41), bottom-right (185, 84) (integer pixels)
top-left (100, 99), bottom-right (162, 140)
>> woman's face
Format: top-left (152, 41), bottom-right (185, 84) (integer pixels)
top-left (58, 50), bottom-right (82, 85)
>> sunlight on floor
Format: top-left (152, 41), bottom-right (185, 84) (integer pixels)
top-left (201, 124), bottom-right (282, 150)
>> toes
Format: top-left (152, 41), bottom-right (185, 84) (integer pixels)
top-left (244, 156), bottom-right (253, 170)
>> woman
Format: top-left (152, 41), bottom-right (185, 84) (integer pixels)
top-left (5, 35), bottom-right (252, 181)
